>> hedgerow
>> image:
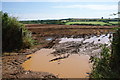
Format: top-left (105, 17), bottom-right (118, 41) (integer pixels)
top-left (2, 12), bottom-right (34, 52)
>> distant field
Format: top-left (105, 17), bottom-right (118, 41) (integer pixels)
top-left (65, 21), bottom-right (118, 26)
top-left (65, 21), bottom-right (106, 25)
top-left (20, 18), bottom-right (119, 26)
top-left (109, 22), bottom-right (118, 24)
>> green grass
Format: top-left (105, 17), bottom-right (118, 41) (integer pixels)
top-left (109, 21), bottom-right (118, 24)
top-left (66, 21), bottom-right (107, 25)
top-left (65, 21), bottom-right (118, 26)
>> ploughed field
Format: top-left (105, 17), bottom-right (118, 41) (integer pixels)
top-left (25, 24), bottom-right (115, 46)
top-left (25, 24), bottom-right (115, 36)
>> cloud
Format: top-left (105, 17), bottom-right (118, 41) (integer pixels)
top-left (2, 0), bottom-right (120, 2)
top-left (53, 4), bottom-right (118, 11)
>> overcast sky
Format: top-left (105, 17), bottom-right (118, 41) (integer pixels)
top-left (1, 0), bottom-right (119, 20)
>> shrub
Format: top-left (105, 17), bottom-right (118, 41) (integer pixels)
top-left (110, 28), bottom-right (120, 78)
top-left (2, 12), bottom-right (34, 52)
top-left (90, 28), bottom-right (120, 78)
top-left (90, 45), bottom-right (112, 78)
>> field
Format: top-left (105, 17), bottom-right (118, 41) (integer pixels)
top-left (109, 21), bottom-right (118, 24)
top-left (25, 24), bottom-right (116, 46)
top-left (26, 24), bottom-right (115, 37)
top-left (20, 18), bottom-right (119, 26)
top-left (65, 21), bottom-right (118, 26)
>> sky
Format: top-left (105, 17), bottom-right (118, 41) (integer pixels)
top-left (1, 0), bottom-right (119, 20)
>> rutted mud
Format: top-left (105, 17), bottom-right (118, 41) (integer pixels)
top-left (52, 34), bottom-right (112, 57)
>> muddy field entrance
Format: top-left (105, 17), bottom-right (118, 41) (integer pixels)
top-left (22, 24), bottom-right (114, 78)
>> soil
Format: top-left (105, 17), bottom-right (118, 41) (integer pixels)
top-left (2, 24), bottom-right (116, 79)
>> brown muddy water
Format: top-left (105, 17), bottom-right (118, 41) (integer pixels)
top-left (22, 48), bottom-right (92, 78)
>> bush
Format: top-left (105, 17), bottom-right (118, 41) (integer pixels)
top-left (2, 12), bottom-right (34, 52)
top-left (90, 45), bottom-right (112, 78)
top-left (110, 28), bottom-right (120, 77)
top-left (90, 28), bottom-right (120, 78)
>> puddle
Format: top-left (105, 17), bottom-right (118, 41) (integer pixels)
top-left (83, 34), bottom-right (112, 45)
top-left (59, 38), bottom-right (84, 43)
top-left (22, 48), bottom-right (92, 78)
top-left (46, 38), bottom-right (53, 41)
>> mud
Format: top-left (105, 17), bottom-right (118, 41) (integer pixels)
top-left (52, 34), bottom-right (112, 57)
top-left (22, 49), bottom-right (92, 78)
top-left (2, 24), bottom-right (115, 79)
top-left (2, 55), bottom-right (58, 79)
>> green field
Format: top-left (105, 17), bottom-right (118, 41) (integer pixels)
top-left (109, 21), bottom-right (118, 24)
top-left (20, 18), bottom-right (119, 26)
top-left (65, 21), bottom-right (118, 26)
